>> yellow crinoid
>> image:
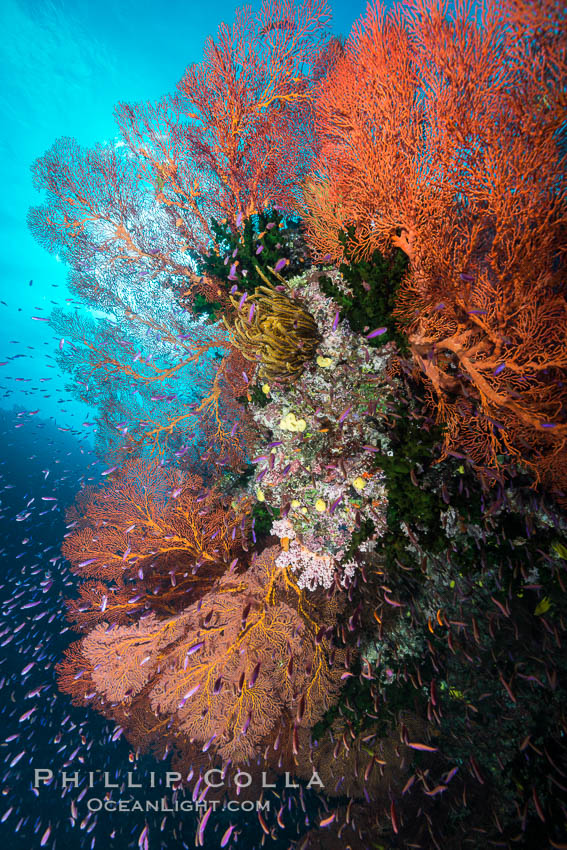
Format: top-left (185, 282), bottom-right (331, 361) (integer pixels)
top-left (223, 265), bottom-right (321, 383)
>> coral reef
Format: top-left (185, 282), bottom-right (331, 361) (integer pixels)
top-left (245, 268), bottom-right (392, 570)
top-left (24, 0), bottom-right (567, 847)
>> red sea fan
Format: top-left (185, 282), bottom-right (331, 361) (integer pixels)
top-left (62, 459), bottom-right (252, 629)
top-left (57, 547), bottom-right (347, 768)
top-left (301, 0), bottom-right (567, 494)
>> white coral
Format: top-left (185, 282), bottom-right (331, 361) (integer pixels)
top-left (276, 540), bottom-right (335, 591)
top-left (271, 518), bottom-right (296, 540)
top-left (340, 559), bottom-right (357, 587)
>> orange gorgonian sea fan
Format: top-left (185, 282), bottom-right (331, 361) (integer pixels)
top-left (56, 547), bottom-right (346, 767)
top-left (62, 459), bottom-right (252, 630)
top-left (300, 0), bottom-right (567, 495)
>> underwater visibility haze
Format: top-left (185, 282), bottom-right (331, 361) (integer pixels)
top-left (1, 0), bottom-right (566, 848)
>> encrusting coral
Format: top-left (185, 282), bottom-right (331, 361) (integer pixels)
top-left (245, 267), bottom-right (393, 582)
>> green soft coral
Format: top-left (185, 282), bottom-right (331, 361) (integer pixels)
top-left (318, 225), bottom-right (410, 353)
